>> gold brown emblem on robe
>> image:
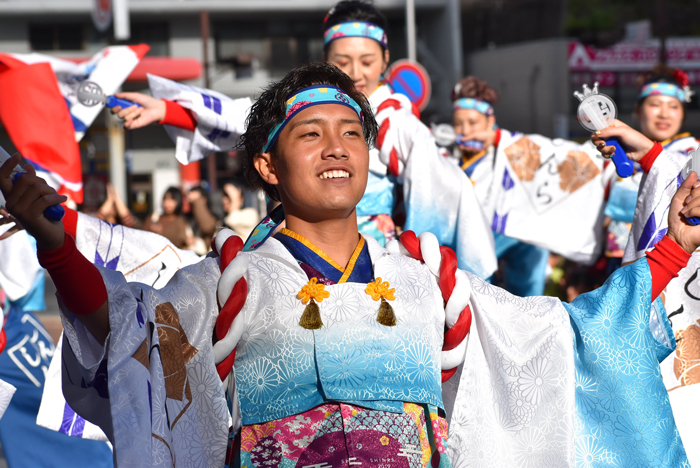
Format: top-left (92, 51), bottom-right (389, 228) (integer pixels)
top-left (143, 302), bottom-right (199, 430)
top-left (557, 150), bottom-right (601, 193)
top-left (504, 136), bottom-right (541, 182)
top-left (674, 320), bottom-right (700, 388)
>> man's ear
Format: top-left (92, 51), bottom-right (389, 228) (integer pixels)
top-left (254, 152), bottom-right (279, 187)
top-left (382, 49), bottom-right (390, 73)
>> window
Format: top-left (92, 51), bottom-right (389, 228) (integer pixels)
top-left (128, 23), bottom-right (170, 56)
top-left (214, 20), bottom-right (324, 79)
top-left (29, 24), bottom-right (84, 51)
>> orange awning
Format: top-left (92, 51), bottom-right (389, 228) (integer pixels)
top-left (59, 56), bottom-right (201, 82)
top-left (126, 56), bottom-right (201, 82)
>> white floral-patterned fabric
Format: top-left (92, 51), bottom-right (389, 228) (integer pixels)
top-left (483, 130), bottom-right (607, 263)
top-left (232, 235), bottom-right (445, 425)
top-left (623, 136), bottom-right (700, 466)
top-left (445, 259), bottom-right (687, 467)
top-left (60, 259), bottom-right (228, 468)
top-left (51, 216), bottom-right (686, 467)
top-left (37, 211), bottom-right (202, 443)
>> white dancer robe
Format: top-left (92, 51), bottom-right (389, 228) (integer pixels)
top-left (475, 129), bottom-right (609, 264)
top-left (148, 74), bottom-right (252, 165)
top-left (366, 84), bottom-right (497, 278)
top-left (51, 221), bottom-right (685, 466)
top-left (37, 212), bottom-right (201, 442)
top-left (622, 135), bottom-right (700, 466)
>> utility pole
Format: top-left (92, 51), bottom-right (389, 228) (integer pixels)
top-left (656, 0), bottom-right (667, 64)
top-left (406, 0), bottom-right (416, 62)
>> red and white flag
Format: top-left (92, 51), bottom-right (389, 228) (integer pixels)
top-left (0, 45), bottom-right (149, 202)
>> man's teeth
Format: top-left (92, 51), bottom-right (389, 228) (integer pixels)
top-left (320, 170), bottom-right (350, 179)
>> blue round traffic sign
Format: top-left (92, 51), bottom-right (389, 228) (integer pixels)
top-left (387, 60), bottom-right (432, 111)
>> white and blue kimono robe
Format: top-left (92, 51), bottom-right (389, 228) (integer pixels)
top-left (47, 210), bottom-right (686, 467)
top-left (623, 135), bottom-right (700, 466)
top-left (469, 129), bottom-right (609, 265)
top-left (364, 84), bottom-right (497, 279)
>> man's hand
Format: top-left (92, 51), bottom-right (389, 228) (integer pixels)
top-left (0, 154), bottom-right (66, 250)
top-left (111, 92), bottom-right (166, 130)
top-left (590, 119), bottom-right (654, 162)
top-left (668, 172), bottom-right (700, 254)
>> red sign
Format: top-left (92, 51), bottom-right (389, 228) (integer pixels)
top-left (387, 60), bottom-right (432, 111)
top-left (569, 39), bottom-right (700, 83)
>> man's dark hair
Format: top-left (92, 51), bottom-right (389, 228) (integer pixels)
top-left (323, 0), bottom-right (388, 50)
top-left (239, 61), bottom-right (377, 201)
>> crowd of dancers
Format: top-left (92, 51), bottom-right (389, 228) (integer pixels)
top-left (0, 1), bottom-right (699, 467)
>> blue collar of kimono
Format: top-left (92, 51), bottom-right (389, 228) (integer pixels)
top-left (243, 204), bottom-right (286, 252)
top-left (262, 85), bottom-right (364, 153)
top-left (274, 228), bottom-right (373, 284)
top-left (324, 21), bottom-right (388, 49)
top-left (462, 151), bottom-right (487, 177)
top-left (453, 97), bottom-right (494, 117)
top-left (242, 205), bottom-right (374, 284)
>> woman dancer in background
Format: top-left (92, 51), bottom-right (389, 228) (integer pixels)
top-left (110, 0), bottom-right (498, 279)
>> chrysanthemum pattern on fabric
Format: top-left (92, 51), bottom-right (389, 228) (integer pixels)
top-left (622, 137), bottom-right (700, 465)
top-left (566, 259), bottom-right (688, 466)
top-left (445, 259), bottom-right (688, 467)
top-left (232, 236), bottom-right (445, 426)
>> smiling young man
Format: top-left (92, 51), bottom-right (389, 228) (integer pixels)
top-left (3, 62), bottom-right (700, 467)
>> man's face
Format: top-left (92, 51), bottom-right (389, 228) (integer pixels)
top-left (255, 104), bottom-right (369, 222)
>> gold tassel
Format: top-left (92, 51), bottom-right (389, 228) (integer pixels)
top-left (299, 298), bottom-right (323, 329)
top-left (376, 297), bottom-right (397, 326)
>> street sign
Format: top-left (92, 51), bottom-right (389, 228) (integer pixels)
top-left (387, 59), bottom-right (432, 111)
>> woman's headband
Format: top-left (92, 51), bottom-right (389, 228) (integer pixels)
top-left (638, 81), bottom-right (694, 103)
top-left (263, 85), bottom-right (364, 153)
top-left (323, 21), bottom-right (388, 49)
top-left (452, 97), bottom-right (494, 117)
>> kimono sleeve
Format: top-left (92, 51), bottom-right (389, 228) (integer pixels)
top-left (623, 150), bottom-right (687, 263)
top-left (59, 258), bottom-right (229, 468)
top-left (489, 132), bottom-right (606, 264)
top-left (564, 258), bottom-right (687, 466)
top-left (148, 74), bottom-right (251, 165)
top-left (387, 112), bottom-right (497, 279)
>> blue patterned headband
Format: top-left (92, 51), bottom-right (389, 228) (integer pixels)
top-left (263, 85), bottom-right (364, 153)
top-left (638, 82), bottom-right (691, 103)
top-left (324, 21), bottom-right (388, 49)
top-left (453, 98), bottom-right (494, 117)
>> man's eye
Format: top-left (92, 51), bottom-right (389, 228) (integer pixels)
top-left (362, 62), bottom-right (374, 67)
top-left (302, 132), bottom-right (319, 137)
